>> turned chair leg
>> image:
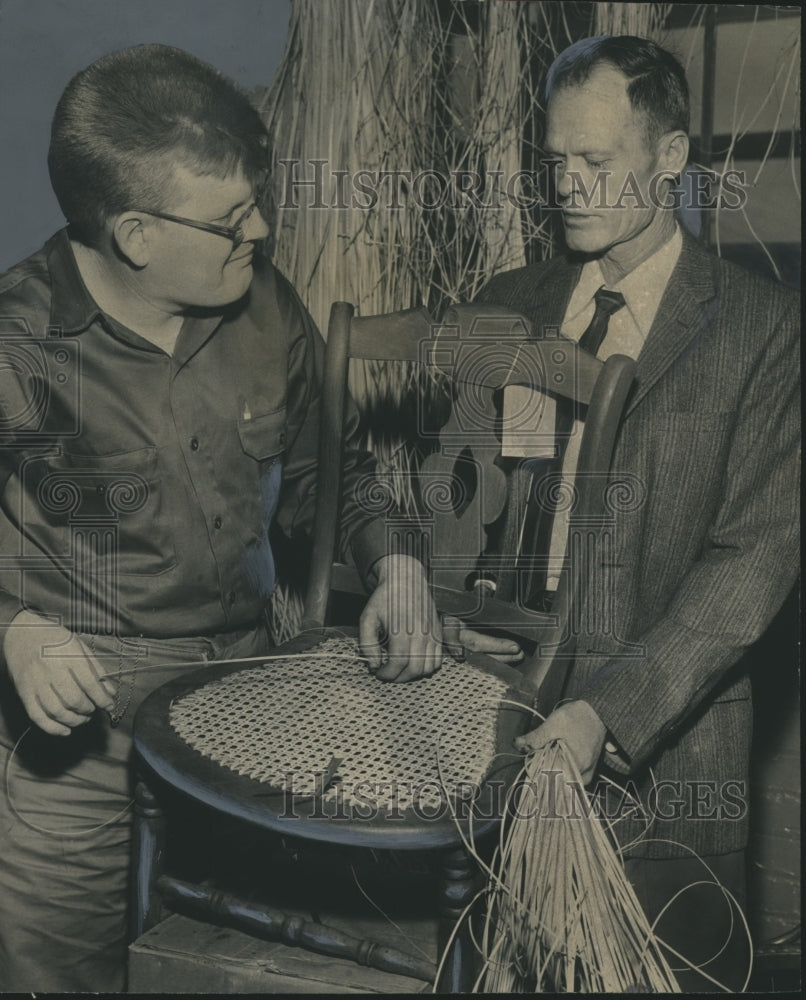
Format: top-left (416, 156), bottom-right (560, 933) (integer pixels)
top-left (437, 846), bottom-right (477, 992)
top-left (130, 777), bottom-right (167, 939)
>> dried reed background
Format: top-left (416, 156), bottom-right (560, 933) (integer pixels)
top-left (594, 1), bottom-right (672, 37)
top-left (259, 0), bottom-right (552, 335)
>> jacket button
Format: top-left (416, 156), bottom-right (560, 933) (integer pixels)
top-left (214, 515), bottom-right (222, 529)
top-left (190, 437), bottom-right (199, 451)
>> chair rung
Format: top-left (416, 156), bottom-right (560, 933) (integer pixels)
top-left (157, 875), bottom-right (437, 983)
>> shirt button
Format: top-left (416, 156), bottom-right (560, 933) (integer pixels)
top-left (190, 437), bottom-right (199, 451)
top-left (214, 515), bottom-right (222, 529)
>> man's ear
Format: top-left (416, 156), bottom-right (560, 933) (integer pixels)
top-left (658, 130), bottom-right (689, 178)
top-left (111, 213), bottom-right (152, 268)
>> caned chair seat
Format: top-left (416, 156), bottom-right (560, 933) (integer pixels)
top-left (135, 630), bottom-right (531, 849)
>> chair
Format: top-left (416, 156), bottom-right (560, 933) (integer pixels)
top-left (131, 301), bottom-right (636, 992)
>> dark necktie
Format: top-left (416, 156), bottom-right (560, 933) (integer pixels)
top-left (518, 285), bottom-right (626, 606)
top-left (578, 286), bottom-right (626, 357)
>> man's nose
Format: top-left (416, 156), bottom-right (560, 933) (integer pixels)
top-left (555, 166), bottom-right (575, 201)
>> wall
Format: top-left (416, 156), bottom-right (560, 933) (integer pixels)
top-left (0, 0), bottom-right (291, 272)
top-left (664, 6), bottom-right (801, 286)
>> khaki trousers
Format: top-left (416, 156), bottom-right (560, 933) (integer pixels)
top-left (0, 625), bottom-right (269, 993)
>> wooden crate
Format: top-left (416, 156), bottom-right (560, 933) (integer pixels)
top-left (129, 909), bottom-right (438, 993)
top-left (129, 847), bottom-right (440, 993)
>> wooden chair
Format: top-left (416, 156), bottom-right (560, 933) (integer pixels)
top-left (131, 301), bottom-right (636, 992)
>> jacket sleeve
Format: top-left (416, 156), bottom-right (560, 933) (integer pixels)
top-left (582, 293), bottom-right (800, 772)
top-left (271, 276), bottom-right (388, 584)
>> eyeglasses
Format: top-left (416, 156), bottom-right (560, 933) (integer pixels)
top-left (138, 202), bottom-right (260, 249)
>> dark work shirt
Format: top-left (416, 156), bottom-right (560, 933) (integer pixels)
top-left (0, 230), bottom-right (385, 640)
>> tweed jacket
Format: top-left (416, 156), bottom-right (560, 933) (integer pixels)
top-left (477, 230), bottom-right (799, 858)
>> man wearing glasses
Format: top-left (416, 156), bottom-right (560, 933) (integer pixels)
top-left (0, 44), bottom-right (443, 991)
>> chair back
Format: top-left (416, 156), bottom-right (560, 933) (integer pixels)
top-left (304, 301), bottom-right (636, 697)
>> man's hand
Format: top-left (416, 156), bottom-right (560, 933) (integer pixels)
top-left (455, 625), bottom-right (524, 664)
top-left (2, 609), bottom-right (115, 736)
top-left (514, 700), bottom-right (607, 785)
top-left (359, 555), bottom-right (442, 681)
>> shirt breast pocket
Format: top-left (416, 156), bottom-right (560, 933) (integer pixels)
top-left (236, 406), bottom-right (286, 539)
top-left (34, 445), bottom-right (177, 576)
top-left (237, 405), bottom-right (287, 468)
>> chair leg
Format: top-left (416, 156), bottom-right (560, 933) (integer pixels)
top-left (437, 846), bottom-right (477, 992)
top-left (130, 777), bottom-right (166, 939)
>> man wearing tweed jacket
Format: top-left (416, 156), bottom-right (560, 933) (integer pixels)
top-left (477, 37), bottom-right (799, 992)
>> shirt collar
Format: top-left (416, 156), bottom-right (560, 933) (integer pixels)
top-left (565, 225), bottom-right (683, 338)
top-left (613, 225), bottom-right (682, 337)
top-left (46, 228), bottom-right (225, 359)
top-left (47, 228), bottom-right (105, 334)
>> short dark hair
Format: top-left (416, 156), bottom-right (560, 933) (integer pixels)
top-left (545, 35), bottom-right (690, 141)
top-left (48, 44), bottom-right (269, 246)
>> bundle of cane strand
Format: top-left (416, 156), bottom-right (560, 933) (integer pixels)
top-left (477, 740), bottom-right (680, 993)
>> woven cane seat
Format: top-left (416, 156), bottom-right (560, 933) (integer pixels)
top-left (135, 629), bottom-right (531, 848)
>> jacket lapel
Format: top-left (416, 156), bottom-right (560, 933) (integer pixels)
top-left (624, 230), bottom-right (718, 416)
top-left (514, 255), bottom-right (581, 335)
top-left (539, 257), bottom-right (581, 333)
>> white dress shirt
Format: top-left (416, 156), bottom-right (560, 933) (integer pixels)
top-left (545, 226), bottom-right (683, 588)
